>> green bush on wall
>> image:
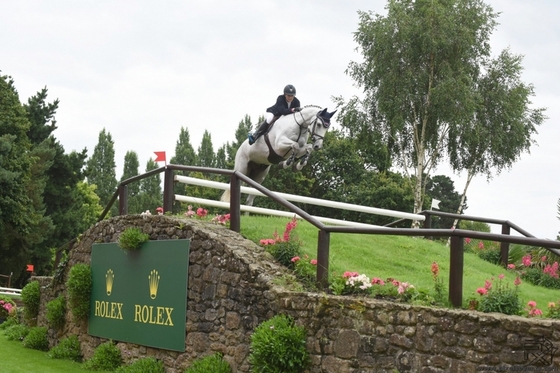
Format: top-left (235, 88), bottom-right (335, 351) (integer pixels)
top-left (118, 227), bottom-right (149, 250)
top-left (46, 295), bottom-right (66, 330)
top-left (67, 264), bottom-right (92, 320)
top-left (249, 314), bottom-right (309, 373)
top-left (21, 281), bottom-right (40, 323)
top-left (83, 340), bottom-right (123, 371)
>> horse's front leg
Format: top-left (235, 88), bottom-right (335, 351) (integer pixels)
top-left (294, 144), bottom-right (312, 171)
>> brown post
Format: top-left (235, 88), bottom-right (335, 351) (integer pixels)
top-left (163, 168), bottom-right (174, 213)
top-left (500, 224), bottom-right (511, 268)
top-left (229, 174), bottom-right (241, 233)
top-left (449, 235), bottom-right (464, 308)
top-left (317, 229), bottom-right (330, 289)
top-left (118, 184), bottom-right (128, 215)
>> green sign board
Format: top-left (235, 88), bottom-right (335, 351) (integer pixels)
top-left (88, 240), bottom-right (189, 352)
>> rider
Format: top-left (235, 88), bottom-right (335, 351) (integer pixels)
top-left (248, 84), bottom-right (302, 145)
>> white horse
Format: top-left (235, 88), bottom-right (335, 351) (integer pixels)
top-left (221, 105), bottom-right (336, 206)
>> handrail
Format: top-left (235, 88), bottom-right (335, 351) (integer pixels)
top-left (94, 164), bottom-right (560, 308)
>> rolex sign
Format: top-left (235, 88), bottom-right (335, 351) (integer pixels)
top-left (88, 240), bottom-right (190, 351)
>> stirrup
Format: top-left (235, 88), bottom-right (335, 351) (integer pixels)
top-left (248, 133), bottom-right (256, 145)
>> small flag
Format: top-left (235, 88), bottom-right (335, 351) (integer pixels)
top-left (154, 151), bottom-right (166, 164)
top-left (26, 264), bottom-right (34, 272)
top-left (431, 199), bottom-right (441, 210)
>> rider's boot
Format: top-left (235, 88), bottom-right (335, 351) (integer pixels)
top-left (248, 120), bottom-right (269, 145)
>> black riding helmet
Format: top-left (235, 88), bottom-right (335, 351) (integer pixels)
top-left (284, 84), bottom-right (296, 95)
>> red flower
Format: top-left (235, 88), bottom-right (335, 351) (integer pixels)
top-left (477, 288), bottom-right (488, 296)
top-left (310, 259), bottom-right (317, 265)
top-left (431, 262), bottom-right (439, 277)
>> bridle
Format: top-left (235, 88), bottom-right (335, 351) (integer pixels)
top-left (294, 110), bottom-right (330, 143)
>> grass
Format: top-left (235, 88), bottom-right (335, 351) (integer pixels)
top-left (240, 215), bottom-right (560, 311)
top-left (0, 331), bottom-right (97, 373)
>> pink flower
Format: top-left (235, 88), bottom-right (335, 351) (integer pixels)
top-left (184, 205), bottom-right (195, 217)
top-left (391, 279), bottom-right (400, 287)
top-left (259, 239), bottom-right (276, 245)
top-left (522, 255), bottom-right (532, 267)
top-left (477, 288), bottom-right (488, 296)
top-left (431, 262), bottom-right (439, 277)
top-left (478, 241), bottom-right (484, 249)
top-left (484, 280), bottom-right (492, 290)
top-left (310, 259), bottom-right (317, 265)
top-left (465, 238), bottom-right (471, 244)
top-left (514, 276), bottom-right (522, 286)
top-left (156, 207), bottom-right (164, 215)
top-left (291, 256), bottom-right (300, 263)
top-left (507, 264), bottom-right (515, 270)
top-left (371, 277), bottom-right (385, 285)
top-left (542, 256), bottom-right (547, 262)
top-left (196, 207), bottom-right (208, 218)
top-left (498, 274), bottom-right (505, 280)
top-left (527, 300), bottom-right (537, 308)
top-left (343, 271), bottom-right (359, 278)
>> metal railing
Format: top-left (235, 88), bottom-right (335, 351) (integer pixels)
top-left (102, 164), bottom-right (560, 308)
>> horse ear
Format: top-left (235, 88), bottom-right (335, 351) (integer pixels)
top-left (328, 110), bottom-right (337, 118)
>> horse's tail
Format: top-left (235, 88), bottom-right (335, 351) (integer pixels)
top-left (220, 189), bottom-right (231, 203)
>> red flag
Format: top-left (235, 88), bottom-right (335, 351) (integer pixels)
top-left (26, 264), bottom-right (34, 272)
top-left (154, 151), bottom-right (166, 163)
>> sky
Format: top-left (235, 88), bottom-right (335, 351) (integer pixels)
top-left (2, 0), bottom-right (559, 239)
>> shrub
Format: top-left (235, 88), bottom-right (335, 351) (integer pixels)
top-left (249, 314), bottom-right (309, 373)
top-left (48, 335), bottom-right (82, 362)
top-left (83, 340), bottom-right (123, 371)
top-left (184, 353), bottom-right (231, 373)
top-left (261, 217), bottom-right (302, 268)
top-left (118, 227), bottom-right (149, 250)
top-left (0, 294), bottom-right (16, 319)
top-left (22, 326), bottom-right (49, 351)
top-left (67, 263), bottom-right (92, 320)
top-left (4, 323), bottom-right (30, 341)
top-left (46, 295), bottom-right (66, 330)
top-left (116, 357), bottom-right (165, 373)
top-left (476, 276), bottom-right (523, 316)
top-left (21, 281), bottom-right (41, 322)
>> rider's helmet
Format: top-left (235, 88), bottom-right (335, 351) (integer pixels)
top-left (284, 84), bottom-right (296, 96)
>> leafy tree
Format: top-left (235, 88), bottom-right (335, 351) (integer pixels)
top-left (339, 0), bottom-right (499, 224)
top-left (86, 129), bottom-right (117, 215)
top-left (169, 127), bottom-right (197, 213)
top-left (196, 130), bottom-right (215, 168)
top-left (226, 114), bottom-right (255, 165)
top-left (138, 159), bottom-right (162, 213)
top-left (425, 175), bottom-right (464, 231)
top-left (121, 151), bottom-right (142, 214)
top-left (447, 49), bottom-right (545, 225)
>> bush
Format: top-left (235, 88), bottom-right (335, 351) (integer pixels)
top-left (0, 294), bottom-right (16, 319)
top-left (67, 263), bottom-right (92, 320)
top-left (184, 353), bottom-right (231, 373)
top-left (84, 340), bottom-right (122, 371)
top-left (46, 295), bottom-right (66, 330)
top-left (118, 227), bottom-right (149, 250)
top-left (249, 314), bottom-right (309, 373)
top-left (21, 281), bottom-right (41, 322)
top-left (48, 335), bottom-right (82, 362)
top-left (476, 277), bottom-right (523, 316)
top-left (22, 326), bottom-right (49, 351)
top-left (116, 357), bottom-right (165, 373)
top-left (4, 323), bottom-right (30, 341)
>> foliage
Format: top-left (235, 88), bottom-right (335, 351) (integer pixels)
top-left (170, 126), bottom-right (197, 213)
top-left (21, 280), bottom-right (41, 322)
top-left (184, 353), bottom-right (232, 373)
top-left (546, 301), bottom-right (560, 319)
top-left (431, 262), bottom-right (446, 305)
top-left (115, 357), bottom-right (165, 373)
top-left (261, 217), bottom-right (302, 268)
top-left (425, 175), bottom-right (465, 230)
top-left (46, 295), bottom-right (66, 330)
top-left (249, 314), bottom-right (309, 373)
top-left (83, 340), bottom-right (123, 371)
top-left (118, 227), bottom-right (149, 250)
top-left (47, 335), bottom-right (82, 362)
top-left (22, 326), bottom-right (49, 351)
top-left (86, 128), bottom-right (117, 210)
top-left (138, 158), bottom-right (162, 213)
top-left (67, 263), bottom-right (92, 320)
top-left (475, 275), bottom-right (523, 316)
top-left (4, 323), bottom-right (30, 341)
top-left (291, 255), bottom-right (318, 290)
top-left (121, 150), bottom-right (142, 214)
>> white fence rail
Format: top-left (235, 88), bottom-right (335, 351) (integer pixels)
top-left (0, 286), bottom-right (22, 296)
top-left (174, 175), bottom-right (425, 227)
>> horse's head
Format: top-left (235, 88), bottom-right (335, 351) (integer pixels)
top-left (309, 107), bottom-right (336, 150)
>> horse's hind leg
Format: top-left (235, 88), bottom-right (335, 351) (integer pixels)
top-left (246, 164), bottom-right (271, 206)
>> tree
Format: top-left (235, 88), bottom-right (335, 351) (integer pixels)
top-left (447, 49), bottom-right (545, 226)
top-left (196, 130), bottom-right (215, 168)
top-left (226, 114), bottom-right (255, 166)
top-left (339, 0), bottom-right (498, 225)
top-left (425, 175), bottom-right (464, 231)
top-left (86, 129), bottom-right (117, 213)
top-left (138, 159), bottom-right (162, 213)
top-left (121, 151), bottom-right (142, 214)
top-left (169, 127), bottom-right (197, 213)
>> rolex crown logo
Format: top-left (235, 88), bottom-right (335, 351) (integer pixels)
top-left (149, 270), bottom-right (160, 299)
top-left (106, 269), bottom-right (114, 296)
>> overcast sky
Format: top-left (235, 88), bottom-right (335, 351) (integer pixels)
top-left (2, 0), bottom-right (559, 239)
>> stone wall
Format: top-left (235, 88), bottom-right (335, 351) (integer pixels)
top-left (33, 215), bottom-right (560, 373)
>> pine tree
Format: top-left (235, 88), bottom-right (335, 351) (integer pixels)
top-left (121, 151), bottom-right (141, 214)
top-left (139, 159), bottom-right (162, 213)
top-left (86, 129), bottom-right (117, 213)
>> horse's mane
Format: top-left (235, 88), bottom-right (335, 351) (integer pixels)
top-left (303, 104), bottom-right (322, 109)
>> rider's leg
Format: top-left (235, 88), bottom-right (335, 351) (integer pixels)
top-left (248, 113), bottom-right (275, 145)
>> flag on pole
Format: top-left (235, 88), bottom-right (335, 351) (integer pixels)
top-left (26, 264), bottom-right (34, 272)
top-left (154, 151), bottom-right (166, 164)
top-left (431, 199), bottom-right (441, 210)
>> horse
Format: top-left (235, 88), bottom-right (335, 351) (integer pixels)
top-left (221, 105), bottom-right (336, 206)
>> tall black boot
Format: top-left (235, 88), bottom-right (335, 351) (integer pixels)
top-left (248, 120), bottom-right (269, 145)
